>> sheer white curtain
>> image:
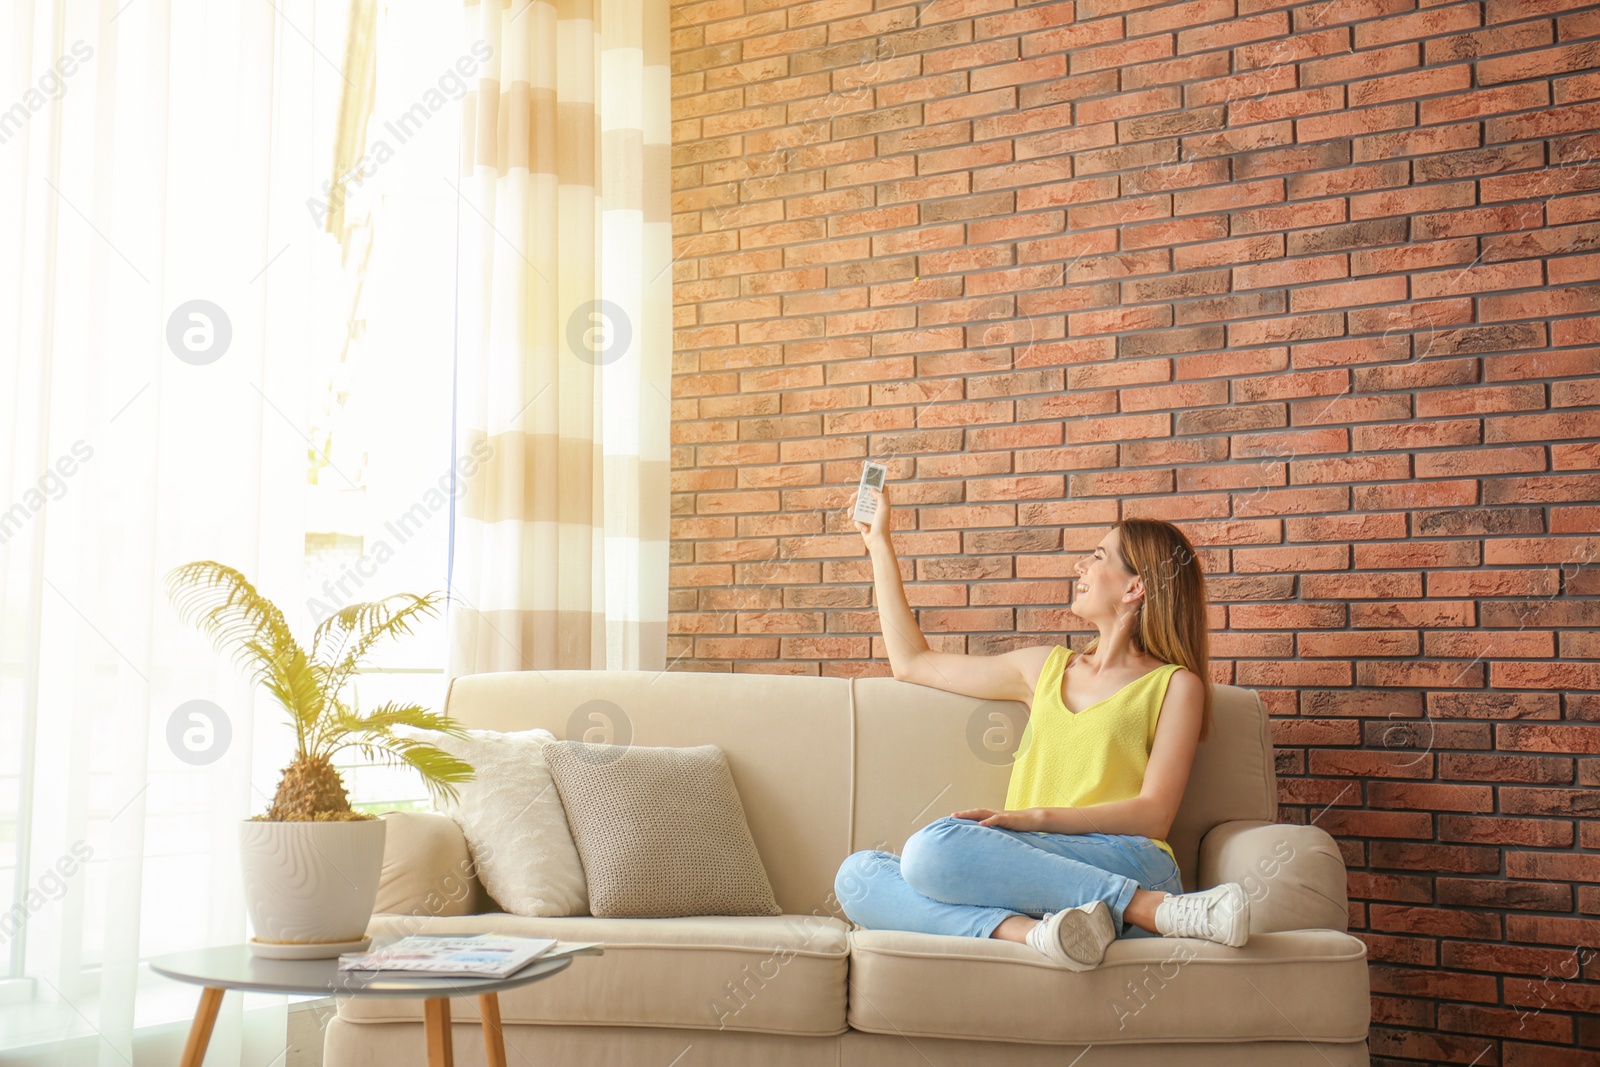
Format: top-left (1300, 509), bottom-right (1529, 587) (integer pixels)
top-left (1, 0), bottom-right (347, 1062)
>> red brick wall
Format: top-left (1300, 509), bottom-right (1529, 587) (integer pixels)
top-left (668, 0), bottom-right (1600, 1062)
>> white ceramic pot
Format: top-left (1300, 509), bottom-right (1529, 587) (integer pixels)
top-left (239, 817), bottom-right (387, 958)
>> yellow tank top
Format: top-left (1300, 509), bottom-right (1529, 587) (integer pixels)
top-left (1004, 645), bottom-right (1182, 868)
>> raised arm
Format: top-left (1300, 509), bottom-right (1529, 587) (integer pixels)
top-left (849, 485), bottom-right (1046, 706)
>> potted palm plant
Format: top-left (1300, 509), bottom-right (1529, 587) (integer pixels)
top-left (167, 561), bottom-right (474, 958)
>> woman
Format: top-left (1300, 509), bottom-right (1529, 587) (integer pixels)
top-left (833, 484), bottom-right (1250, 971)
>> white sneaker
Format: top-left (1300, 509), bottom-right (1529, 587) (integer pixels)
top-left (1154, 883), bottom-right (1249, 947)
top-left (1024, 900), bottom-right (1116, 970)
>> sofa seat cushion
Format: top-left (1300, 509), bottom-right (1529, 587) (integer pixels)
top-left (340, 912), bottom-right (849, 1037)
top-left (847, 928), bottom-right (1369, 1046)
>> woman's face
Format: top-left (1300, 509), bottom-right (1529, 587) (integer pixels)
top-left (1072, 530), bottom-right (1130, 616)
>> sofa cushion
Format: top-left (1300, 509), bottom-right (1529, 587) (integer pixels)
top-left (393, 725), bottom-right (588, 916)
top-left (344, 912), bottom-right (848, 1037)
top-left (846, 928), bottom-right (1370, 1046)
top-left (545, 740), bottom-right (781, 918)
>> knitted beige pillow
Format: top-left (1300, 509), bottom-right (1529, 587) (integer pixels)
top-left (542, 741), bottom-right (781, 919)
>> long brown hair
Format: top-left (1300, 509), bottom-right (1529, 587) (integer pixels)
top-left (1079, 518), bottom-right (1214, 743)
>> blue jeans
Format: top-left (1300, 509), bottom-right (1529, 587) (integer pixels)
top-left (835, 815), bottom-right (1184, 941)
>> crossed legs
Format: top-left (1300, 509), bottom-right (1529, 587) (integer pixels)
top-left (835, 816), bottom-right (1182, 942)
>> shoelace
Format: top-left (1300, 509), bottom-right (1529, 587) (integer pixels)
top-left (1161, 893), bottom-right (1214, 938)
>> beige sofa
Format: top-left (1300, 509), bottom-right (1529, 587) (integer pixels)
top-left (324, 668), bottom-right (1371, 1066)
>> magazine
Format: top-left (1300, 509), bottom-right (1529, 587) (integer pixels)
top-left (338, 934), bottom-right (568, 978)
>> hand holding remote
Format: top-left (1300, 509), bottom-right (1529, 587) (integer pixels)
top-left (849, 485), bottom-right (890, 549)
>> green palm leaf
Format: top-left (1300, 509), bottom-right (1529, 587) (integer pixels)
top-left (258, 643), bottom-right (326, 747)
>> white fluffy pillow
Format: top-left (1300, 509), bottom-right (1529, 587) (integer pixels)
top-left (395, 725), bottom-right (589, 917)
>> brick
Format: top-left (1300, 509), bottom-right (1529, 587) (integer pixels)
top-left (828, 205), bottom-right (919, 237)
top-left (1288, 218), bottom-right (1407, 256)
top-left (1018, 70), bottom-right (1122, 111)
top-left (1370, 903), bottom-right (1501, 939)
top-left (1187, 64), bottom-right (1298, 109)
top-left (1488, 100), bottom-right (1600, 143)
top-left (1353, 4), bottom-right (1484, 50)
top-left (913, 142), bottom-right (1012, 178)
top-left (967, 211), bottom-right (1065, 245)
top-left (1124, 0), bottom-right (1232, 37)
top-left (1124, 160), bottom-right (1233, 197)
top-left (1298, 102), bottom-right (1416, 144)
top-left (1439, 815), bottom-right (1574, 847)
top-left (1302, 41), bottom-right (1418, 87)
top-left (1280, 160), bottom-right (1408, 199)
top-left (1482, 286), bottom-right (1600, 322)
top-left (1228, 85), bottom-right (1346, 125)
top-left (1413, 202), bottom-right (1544, 241)
top-left (1421, 81), bottom-right (1551, 126)
top-left (1174, 233), bottom-right (1284, 270)
top-left (969, 54), bottom-right (1066, 92)
top-left (1076, 86), bottom-right (1184, 126)
top-left (1479, 41), bottom-right (1600, 87)
top-left (1174, 177), bottom-right (1284, 216)
top-left (1483, 221), bottom-right (1600, 263)
top-left (1067, 193), bottom-right (1173, 231)
top-left (1071, 34), bottom-right (1176, 75)
top-left (1427, 20), bottom-right (1556, 65)
top-left (971, 157), bottom-right (1078, 192)
top-left (1500, 723), bottom-right (1600, 754)
top-left (826, 10), bottom-right (918, 46)
top-left (1235, 254), bottom-right (1348, 290)
top-left (1289, 276), bottom-right (1409, 312)
top-left (925, 87), bottom-right (1016, 124)
top-left (1018, 20), bottom-right (1123, 61)
top-left (974, 4), bottom-right (1076, 40)
top-left (1413, 261), bottom-right (1545, 299)
top-left (1369, 840), bottom-right (1502, 873)
top-left (1352, 121), bottom-right (1483, 163)
top-left (1123, 50), bottom-right (1233, 91)
top-left (1234, 140), bottom-right (1352, 179)
top-left (1351, 64), bottom-right (1471, 108)
top-left (1014, 123), bottom-right (1120, 160)
top-left (1178, 11), bottom-right (1289, 54)
top-left (1120, 215), bottom-right (1230, 249)
top-left (1555, 70), bottom-right (1600, 104)
top-left (1227, 313), bottom-right (1345, 346)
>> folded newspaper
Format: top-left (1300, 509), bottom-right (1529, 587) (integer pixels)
top-left (338, 934), bottom-right (588, 978)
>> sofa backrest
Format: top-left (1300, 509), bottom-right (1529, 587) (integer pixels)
top-left (441, 669), bottom-right (855, 915)
top-left (443, 668), bottom-right (1278, 911)
top-left (849, 677), bottom-right (1278, 894)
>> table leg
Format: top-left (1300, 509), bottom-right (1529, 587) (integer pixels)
top-left (423, 997), bottom-right (454, 1067)
top-left (480, 993), bottom-right (507, 1067)
top-left (179, 987), bottom-right (225, 1067)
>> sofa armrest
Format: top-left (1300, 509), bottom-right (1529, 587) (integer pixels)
top-left (1197, 819), bottom-right (1349, 934)
top-left (373, 811), bottom-right (493, 919)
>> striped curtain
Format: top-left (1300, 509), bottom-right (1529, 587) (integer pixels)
top-left (449, 0), bottom-right (671, 675)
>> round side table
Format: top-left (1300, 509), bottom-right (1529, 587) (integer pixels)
top-left (150, 939), bottom-right (603, 1067)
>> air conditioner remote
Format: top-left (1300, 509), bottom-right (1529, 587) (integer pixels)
top-left (853, 461), bottom-right (888, 523)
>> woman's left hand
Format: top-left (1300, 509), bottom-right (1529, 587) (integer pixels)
top-left (951, 807), bottom-right (1046, 831)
